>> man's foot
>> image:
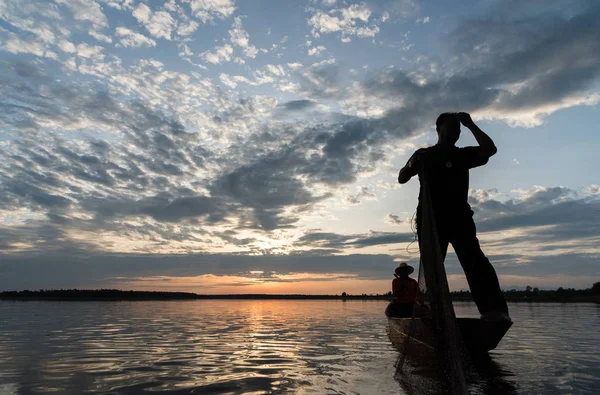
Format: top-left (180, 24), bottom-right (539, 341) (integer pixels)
top-left (480, 311), bottom-right (512, 322)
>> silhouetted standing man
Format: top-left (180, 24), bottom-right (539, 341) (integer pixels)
top-left (398, 112), bottom-right (510, 321)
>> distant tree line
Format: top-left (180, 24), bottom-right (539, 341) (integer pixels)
top-left (0, 288), bottom-right (394, 300)
top-left (0, 283), bottom-right (598, 302)
top-left (0, 289), bottom-right (199, 300)
top-left (451, 282), bottom-right (600, 302)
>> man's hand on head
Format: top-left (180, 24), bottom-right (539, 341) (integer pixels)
top-left (457, 112), bottom-right (474, 127)
top-left (457, 112), bottom-right (498, 157)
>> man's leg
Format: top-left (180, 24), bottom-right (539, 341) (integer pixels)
top-left (450, 219), bottom-right (509, 315)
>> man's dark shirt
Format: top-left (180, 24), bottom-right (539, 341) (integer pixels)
top-left (405, 145), bottom-right (489, 226)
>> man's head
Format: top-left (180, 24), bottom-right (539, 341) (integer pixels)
top-left (394, 262), bottom-right (414, 278)
top-left (436, 112), bottom-right (461, 146)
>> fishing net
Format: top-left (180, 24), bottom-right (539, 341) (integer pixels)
top-left (394, 164), bottom-right (470, 395)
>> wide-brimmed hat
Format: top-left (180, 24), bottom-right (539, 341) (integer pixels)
top-left (394, 262), bottom-right (414, 276)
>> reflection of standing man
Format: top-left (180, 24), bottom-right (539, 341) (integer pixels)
top-left (398, 112), bottom-right (510, 322)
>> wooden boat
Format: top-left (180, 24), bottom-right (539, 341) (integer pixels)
top-left (386, 304), bottom-right (512, 354)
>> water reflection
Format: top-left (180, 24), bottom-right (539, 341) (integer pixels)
top-left (467, 353), bottom-right (518, 395)
top-left (0, 300), bottom-right (400, 394)
top-left (387, 321), bottom-right (520, 395)
top-left (0, 300), bottom-right (599, 394)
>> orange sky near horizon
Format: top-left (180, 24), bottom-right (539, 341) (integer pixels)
top-left (104, 273), bottom-right (596, 294)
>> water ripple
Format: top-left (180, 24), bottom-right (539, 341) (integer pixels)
top-left (0, 300), bottom-right (599, 394)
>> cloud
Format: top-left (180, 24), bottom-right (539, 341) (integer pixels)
top-left (115, 27), bottom-right (157, 48)
top-left (218, 67), bottom-right (290, 89)
top-left (100, 0), bottom-right (135, 11)
top-left (3, 3), bottom-right (598, 239)
top-left (470, 186), bottom-right (600, 243)
top-left (308, 3), bottom-right (380, 41)
top-left (587, 185), bottom-right (600, 197)
top-left (0, 59), bottom-right (214, 215)
top-left (219, 73), bottom-right (239, 89)
top-left (0, 32), bottom-right (59, 59)
top-left (0, 252), bottom-right (399, 290)
top-left (58, 40), bottom-right (77, 53)
top-left (228, 17), bottom-right (258, 58)
top-left (385, 213), bottom-right (406, 225)
top-left (384, 0), bottom-right (420, 20)
top-left (191, 103), bottom-right (403, 229)
top-left (56, 0), bottom-right (108, 28)
top-left (189, 0), bottom-right (236, 23)
top-left (308, 45), bottom-right (327, 56)
top-left (88, 29), bottom-right (113, 43)
top-left (0, 0), bottom-right (599, 291)
top-left (441, 3), bottom-right (600, 126)
top-left (132, 3), bottom-right (176, 40)
top-left (345, 186), bottom-right (377, 205)
top-left (200, 44), bottom-right (234, 64)
top-left (132, 3), bottom-right (152, 22)
top-left (177, 19), bottom-right (199, 36)
top-left (326, 4), bottom-right (600, 127)
top-left (279, 100), bottom-right (317, 111)
top-left (1, 247), bottom-right (596, 291)
top-left (297, 230), bottom-right (414, 249)
top-left (76, 43), bottom-right (105, 60)
top-left (1, 59), bottom-right (336, 236)
top-left (0, 0), bottom-right (113, 56)
top-left (209, 157), bottom-right (333, 230)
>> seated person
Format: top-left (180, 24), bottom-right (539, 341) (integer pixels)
top-left (390, 262), bottom-right (419, 317)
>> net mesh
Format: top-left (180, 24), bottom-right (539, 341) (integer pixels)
top-left (395, 164), bottom-right (470, 395)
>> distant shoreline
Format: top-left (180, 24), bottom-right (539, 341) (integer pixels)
top-left (1, 289), bottom-right (599, 303)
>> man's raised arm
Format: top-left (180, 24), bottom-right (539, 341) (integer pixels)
top-left (458, 112), bottom-right (497, 157)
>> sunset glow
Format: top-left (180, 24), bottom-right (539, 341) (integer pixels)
top-left (1, 0), bottom-right (599, 292)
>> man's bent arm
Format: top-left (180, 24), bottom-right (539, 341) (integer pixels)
top-left (398, 155), bottom-right (419, 184)
top-left (398, 165), bottom-right (414, 184)
top-left (458, 113), bottom-right (497, 157)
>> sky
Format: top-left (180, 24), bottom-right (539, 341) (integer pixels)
top-left (0, 0), bottom-right (599, 294)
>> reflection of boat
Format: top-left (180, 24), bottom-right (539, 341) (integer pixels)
top-left (387, 322), bottom-right (520, 395)
top-left (386, 302), bottom-right (512, 354)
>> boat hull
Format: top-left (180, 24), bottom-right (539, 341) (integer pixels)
top-left (386, 311), bottom-right (512, 353)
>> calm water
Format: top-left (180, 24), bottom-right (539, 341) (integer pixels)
top-left (0, 300), bottom-right (598, 394)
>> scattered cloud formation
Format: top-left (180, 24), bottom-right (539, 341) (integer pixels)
top-left (200, 44), bottom-right (234, 64)
top-left (132, 3), bottom-right (176, 40)
top-left (0, 0), bottom-right (598, 292)
top-left (228, 17), bottom-right (258, 58)
top-left (308, 45), bottom-right (327, 57)
top-left (345, 186), bottom-right (377, 205)
top-left (189, 0), bottom-right (236, 23)
top-left (308, 3), bottom-right (381, 41)
top-left (58, 0), bottom-right (108, 29)
top-left (115, 27), bottom-right (157, 48)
